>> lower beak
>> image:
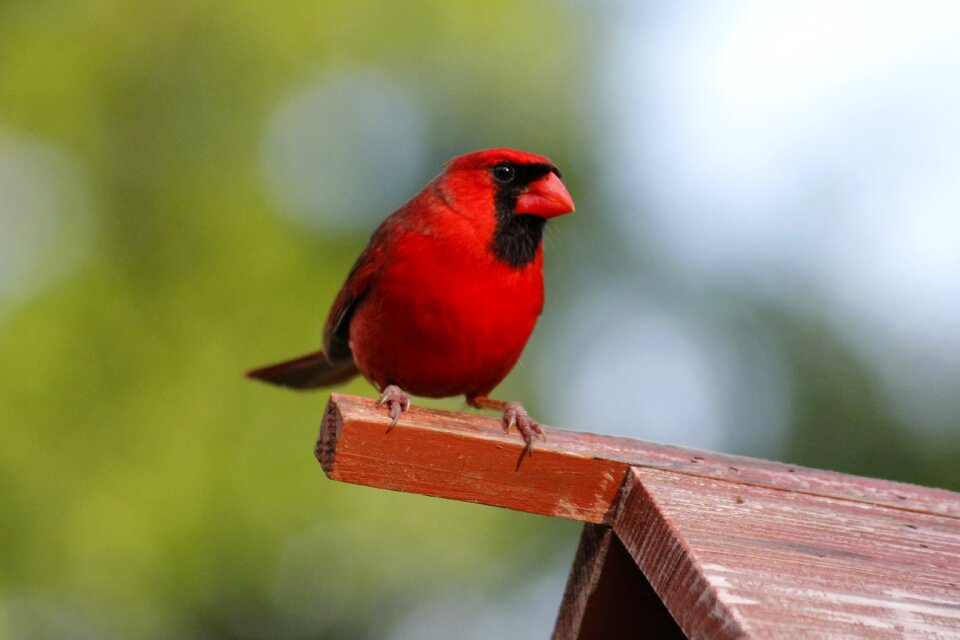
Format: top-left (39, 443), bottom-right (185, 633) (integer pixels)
top-left (515, 172), bottom-right (575, 218)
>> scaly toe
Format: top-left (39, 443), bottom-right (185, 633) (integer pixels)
top-left (378, 385), bottom-right (412, 432)
top-left (502, 401), bottom-right (545, 455)
top-left (503, 408), bottom-right (517, 434)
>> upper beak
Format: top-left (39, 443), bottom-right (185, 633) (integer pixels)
top-left (515, 172), bottom-right (575, 218)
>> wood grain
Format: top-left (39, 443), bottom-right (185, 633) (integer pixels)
top-left (552, 523), bottom-right (685, 639)
top-left (318, 394), bottom-right (960, 522)
top-left (615, 467), bottom-right (960, 639)
top-left (318, 394), bottom-right (626, 522)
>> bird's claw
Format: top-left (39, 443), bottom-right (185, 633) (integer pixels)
top-left (378, 385), bottom-right (411, 431)
top-left (502, 402), bottom-right (545, 462)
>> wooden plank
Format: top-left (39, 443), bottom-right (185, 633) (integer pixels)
top-left (552, 523), bottom-right (685, 639)
top-left (318, 394), bottom-right (960, 521)
top-left (317, 394), bottom-right (626, 522)
top-left (614, 467), bottom-right (960, 640)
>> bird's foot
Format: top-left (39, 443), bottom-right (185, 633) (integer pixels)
top-left (377, 384), bottom-right (411, 431)
top-left (502, 401), bottom-right (545, 462)
top-left (469, 395), bottom-right (545, 468)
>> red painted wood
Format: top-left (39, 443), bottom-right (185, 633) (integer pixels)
top-left (614, 467), bottom-right (960, 639)
top-left (318, 394), bottom-right (626, 522)
top-left (552, 524), bottom-right (685, 639)
top-left (319, 394), bottom-right (960, 522)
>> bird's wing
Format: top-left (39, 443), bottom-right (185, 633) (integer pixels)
top-left (322, 221), bottom-right (392, 363)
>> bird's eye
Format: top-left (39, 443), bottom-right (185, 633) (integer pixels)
top-left (492, 163), bottom-right (515, 183)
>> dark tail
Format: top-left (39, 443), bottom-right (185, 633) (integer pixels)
top-left (246, 350), bottom-right (359, 390)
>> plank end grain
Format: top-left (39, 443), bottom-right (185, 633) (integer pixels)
top-left (316, 396), bottom-right (343, 475)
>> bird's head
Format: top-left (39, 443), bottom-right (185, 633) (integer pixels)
top-left (443, 148), bottom-right (575, 220)
top-left (437, 149), bottom-right (574, 268)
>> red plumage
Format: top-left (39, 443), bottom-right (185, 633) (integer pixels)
top-left (248, 148), bottom-right (574, 454)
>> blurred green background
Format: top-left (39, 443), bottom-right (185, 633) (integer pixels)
top-left (2, 1), bottom-right (958, 638)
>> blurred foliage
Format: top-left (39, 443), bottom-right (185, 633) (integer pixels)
top-left (0, 1), bottom-right (584, 638)
top-left (1, 1), bottom-right (958, 639)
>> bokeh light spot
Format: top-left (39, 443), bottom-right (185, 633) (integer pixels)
top-left (262, 70), bottom-right (431, 233)
top-left (0, 130), bottom-right (94, 307)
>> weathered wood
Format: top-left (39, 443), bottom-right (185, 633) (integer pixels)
top-left (552, 523), bottom-right (685, 639)
top-left (317, 394), bottom-right (960, 637)
top-left (318, 394), bottom-right (960, 522)
top-left (318, 394), bottom-right (626, 522)
top-left (614, 467), bottom-right (960, 640)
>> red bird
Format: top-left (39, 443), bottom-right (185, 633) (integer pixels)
top-left (247, 148), bottom-right (575, 454)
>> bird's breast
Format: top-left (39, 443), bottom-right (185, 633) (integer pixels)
top-left (349, 228), bottom-right (544, 398)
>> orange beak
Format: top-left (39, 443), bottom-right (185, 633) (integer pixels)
top-left (515, 172), bottom-right (575, 218)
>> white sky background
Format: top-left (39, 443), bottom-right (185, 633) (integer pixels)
top-left (538, 1), bottom-right (960, 452)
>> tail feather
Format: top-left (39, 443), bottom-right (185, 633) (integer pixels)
top-left (246, 350), bottom-right (359, 390)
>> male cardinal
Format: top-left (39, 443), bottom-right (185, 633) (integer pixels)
top-left (247, 148), bottom-right (574, 455)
